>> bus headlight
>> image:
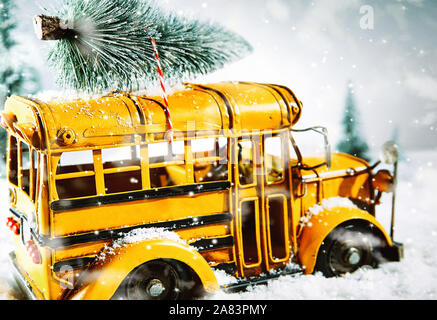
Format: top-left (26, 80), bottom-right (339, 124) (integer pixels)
top-left (372, 169), bottom-right (394, 193)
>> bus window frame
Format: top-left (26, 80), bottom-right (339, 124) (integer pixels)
top-left (49, 135), bottom-right (232, 202)
top-left (191, 136), bottom-right (229, 184)
top-left (237, 138), bottom-right (257, 188)
top-left (8, 135), bottom-right (39, 203)
top-left (52, 150), bottom-right (97, 200)
top-left (30, 148), bottom-right (39, 203)
top-left (263, 134), bottom-right (286, 186)
top-left (289, 126), bottom-right (331, 170)
top-left (19, 140), bottom-right (31, 197)
top-left (265, 194), bottom-right (289, 263)
top-left (100, 145), bottom-right (143, 194)
top-left (8, 134), bottom-right (18, 187)
top-left (148, 140), bottom-right (185, 166)
top-left (148, 139), bottom-right (188, 188)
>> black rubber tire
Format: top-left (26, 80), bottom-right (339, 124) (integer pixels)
top-left (123, 259), bottom-right (192, 300)
top-left (315, 224), bottom-right (382, 277)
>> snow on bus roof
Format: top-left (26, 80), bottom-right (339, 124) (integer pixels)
top-left (5, 82), bottom-right (301, 151)
top-left (28, 82), bottom-right (187, 104)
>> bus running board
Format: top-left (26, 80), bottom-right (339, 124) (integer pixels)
top-left (221, 267), bottom-right (303, 293)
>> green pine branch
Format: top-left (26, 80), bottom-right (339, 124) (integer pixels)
top-left (45, 0), bottom-right (253, 92)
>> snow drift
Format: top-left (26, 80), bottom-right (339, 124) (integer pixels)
top-left (0, 150), bottom-right (436, 300)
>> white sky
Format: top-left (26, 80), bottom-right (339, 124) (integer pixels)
top-left (11, 0), bottom-right (437, 152)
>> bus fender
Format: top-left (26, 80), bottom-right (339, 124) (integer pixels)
top-left (66, 239), bottom-right (219, 300)
top-left (298, 207), bottom-right (393, 275)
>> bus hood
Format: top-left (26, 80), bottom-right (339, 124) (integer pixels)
top-left (301, 153), bottom-right (370, 180)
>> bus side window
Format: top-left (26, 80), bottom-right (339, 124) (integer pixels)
top-left (8, 135), bottom-right (18, 186)
top-left (56, 150), bottom-right (95, 174)
top-left (55, 150), bottom-right (96, 199)
top-left (264, 136), bottom-right (284, 183)
top-left (20, 142), bottom-right (31, 195)
top-left (32, 149), bottom-right (39, 202)
top-left (102, 146), bottom-right (142, 194)
top-left (149, 141), bottom-right (185, 188)
top-left (192, 137), bottom-right (228, 183)
top-left (238, 140), bottom-right (255, 186)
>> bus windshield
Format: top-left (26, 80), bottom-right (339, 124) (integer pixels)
top-left (289, 127), bottom-right (331, 170)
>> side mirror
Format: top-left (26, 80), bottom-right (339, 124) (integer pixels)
top-left (381, 141), bottom-right (399, 165)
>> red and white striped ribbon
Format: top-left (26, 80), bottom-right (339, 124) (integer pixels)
top-left (150, 37), bottom-right (174, 143)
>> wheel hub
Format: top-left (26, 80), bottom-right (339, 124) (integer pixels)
top-left (146, 279), bottom-right (165, 298)
top-left (343, 247), bottom-right (361, 265)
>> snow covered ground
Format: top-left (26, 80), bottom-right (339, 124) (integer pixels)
top-left (0, 150), bottom-right (436, 300)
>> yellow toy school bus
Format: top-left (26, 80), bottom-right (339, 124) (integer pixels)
top-left (0, 81), bottom-right (402, 300)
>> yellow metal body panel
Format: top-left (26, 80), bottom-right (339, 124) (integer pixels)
top-left (291, 153), bottom-right (373, 237)
top-left (12, 233), bottom-right (48, 299)
top-left (298, 207), bottom-right (393, 274)
top-left (51, 192), bottom-right (229, 237)
top-left (67, 239), bottom-right (219, 300)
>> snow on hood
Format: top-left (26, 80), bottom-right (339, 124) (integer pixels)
top-left (308, 197), bottom-right (358, 215)
top-left (300, 197), bottom-right (358, 227)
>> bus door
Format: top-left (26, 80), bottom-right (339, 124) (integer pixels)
top-left (262, 133), bottom-right (291, 269)
top-left (234, 133), bottom-right (291, 278)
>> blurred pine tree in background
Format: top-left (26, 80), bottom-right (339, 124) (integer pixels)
top-left (0, 0), bottom-right (40, 163)
top-left (336, 81), bottom-right (370, 161)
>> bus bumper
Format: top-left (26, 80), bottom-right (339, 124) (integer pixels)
top-left (8, 251), bottom-right (39, 300)
top-left (382, 241), bottom-right (404, 262)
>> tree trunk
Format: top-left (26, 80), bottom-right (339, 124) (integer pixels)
top-left (33, 14), bottom-right (70, 40)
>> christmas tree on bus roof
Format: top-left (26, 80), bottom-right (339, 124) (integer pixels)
top-left (34, 0), bottom-right (253, 93)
